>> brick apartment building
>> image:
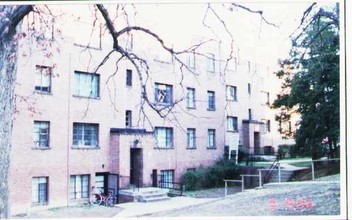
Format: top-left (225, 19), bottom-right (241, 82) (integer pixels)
top-left (8, 5), bottom-right (294, 215)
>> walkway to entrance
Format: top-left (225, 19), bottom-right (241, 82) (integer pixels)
top-left (114, 196), bottom-right (217, 217)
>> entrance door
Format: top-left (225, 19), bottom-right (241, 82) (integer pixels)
top-left (254, 132), bottom-right (260, 154)
top-left (130, 148), bottom-right (143, 187)
top-left (95, 173), bottom-right (119, 200)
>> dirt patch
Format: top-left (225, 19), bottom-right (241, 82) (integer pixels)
top-left (14, 204), bottom-right (122, 219)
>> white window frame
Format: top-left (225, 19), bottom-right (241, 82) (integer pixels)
top-left (35, 65), bottom-right (52, 93)
top-left (186, 88), bottom-right (196, 109)
top-left (74, 71), bottom-right (100, 98)
top-left (187, 128), bottom-right (196, 149)
top-left (154, 83), bottom-right (173, 106)
top-left (227, 116), bottom-right (238, 132)
top-left (261, 91), bottom-right (270, 105)
top-left (263, 119), bottom-right (271, 133)
top-left (33, 121), bottom-right (50, 148)
top-left (125, 110), bottom-right (132, 128)
top-left (155, 127), bottom-right (173, 148)
top-left (226, 85), bottom-right (237, 101)
top-left (126, 69), bottom-right (132, 87)
top-left (160, 170), bottom-right (174, 188)
top-left (72, 123), bottom-right (99, 148)
top-left (32, 177), bottom-right (48, 204)
top-left (207, 129), bottom-right (216, 149)
top-left (70, 175), bottom-right (90, 199)
top-left (207, 91), bottom-right (215, 111)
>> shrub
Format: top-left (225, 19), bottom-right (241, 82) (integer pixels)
top-left (182, 169), bottom-right (204, 191)
top-left (182, 159), bottom-right (240, 190)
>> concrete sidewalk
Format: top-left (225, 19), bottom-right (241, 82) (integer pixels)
top-left (113, 196), bottom-right (217, 217)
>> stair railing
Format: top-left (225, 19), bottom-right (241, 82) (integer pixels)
top-left (264, 157), bottom-right (279, 183)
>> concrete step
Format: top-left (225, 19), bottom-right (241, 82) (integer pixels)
top-left (136, 188), bottom-right (170, 203)
top-left (139, 195), bottom-right (171, 203)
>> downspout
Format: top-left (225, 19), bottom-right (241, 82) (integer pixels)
top-left (66, 52), bottom-right (72, 206)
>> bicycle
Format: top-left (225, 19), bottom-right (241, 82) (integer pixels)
top-left (90, 187), bottom-right (116, 207)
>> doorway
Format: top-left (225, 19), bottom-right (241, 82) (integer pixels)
top-left (130, 148), bottom-right (143, 187)
top-left (95, 173), bottom-right (119, 198)
top-left (254, 132), bottom-right (260, 154)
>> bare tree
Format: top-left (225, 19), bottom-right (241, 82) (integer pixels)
top-left (0, 3), bottom-right (279, 218)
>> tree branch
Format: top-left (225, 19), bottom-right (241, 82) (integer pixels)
top-left (231, 3), bottom-right (279, 28)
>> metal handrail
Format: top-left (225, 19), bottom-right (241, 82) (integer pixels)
top-left (158, 181), bottom-right (184, 196)
top-left (263, 157), bottom-right (279, 183)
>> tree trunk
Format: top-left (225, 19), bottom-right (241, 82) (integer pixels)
top-left (0, 5), bottom-right (32, 218)
top-left (0, 32), bottom-right (19, 219)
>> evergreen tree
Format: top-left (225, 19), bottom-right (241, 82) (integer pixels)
top-left (273, 4), bottom-right (339, 159)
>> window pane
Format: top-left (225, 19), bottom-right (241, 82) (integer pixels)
top-left (208, 91), bottom-right (215, 110)
top-left (73, 123), bottom-right (98, 147)
top-left (155, 127), bottom-right (172, 148)
top-left (34, 121), bottom-right (49, 147)
top-left (187, 88), bottom-right (195, 108)
top-left (155, 83), bottom-right (173, 105)
top-left (187, 129), bottom-right (195, 148)
top-left (126, 69), bottom-right (132, 86)
top-left (208, 129), bottom-right (215, 148)
top-left (35, 66), bottom-right (51, 93)
top-left (32, 177), bottom-right (48, 204)
top-left (74, 71), bottom-right (100, 98)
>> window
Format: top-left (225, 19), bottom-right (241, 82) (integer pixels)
top-left (33, 121), bottom-right (50, 148)
top-left (226, 85), bottom-right (237, 101)
top-left (187, 128), bottom-right (196, 149)
top-left (207, 91), bottom-right (215, 111)
top-left (32, 177), bottom-right (48, 204)
top-left (70, 175), bottom-right (89, 199)
top-left (155, 127), bottom-right (173, 148)
top-left (74, 71), bottom-right (100, 98)
top-left (248, 109), bottom-right (252, 120)
top-left (126, 33), bottom-right (133, 51)
top-left (126, 69), bottom-right (132, 87)
top-left (189, 52), bottom-right (195, 69)
top-left (73, 123), bottom-right (98, 148)
top-left (154, 83), bottom-right (173, 106)
top-left (263, 119), bottom-right (271, 133)
top-left (160, 170), bottom-right (174, 188)
top-left (186, 88), bottom-right (196, 108)
top-left (207, 53), bottom-right (215, 72)
top-left (35, 65), bottom-right (51, 93)
top-left (125, 110), bottom-right (132, 127)
top-left (261, 91), bottom-right (270, 105)
top-left (208, 129), bottom-right (216, 148)
top-left (227, 117), bottom-right (238, 132)
top-left (248, 83), bottom-right (251, 95)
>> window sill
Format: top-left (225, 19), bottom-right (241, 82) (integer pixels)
top-left (154, 102), bottom-right (173, 107)
top-left (207, 108), bottom-right (216, 111)
top-left (226, 99), bottom-right (238, 102)
top-left (227, 130), bottom-right (239, 133)
top-left (186, 147), bottom-right (196, 150)
top-left (73, 95), bottom-right (100, 100)
top-left (207, 147), bottom-right (217, 150)
top-left (72, 146), bottom-right (100, 150)
top-left (154, 147), bottom-right (174, 150)
top-left (186, 106), bottom-right (196, 110)
top-left (34, 91), bottom-right (52, 95)
top-left (32, 147), bottom-right (51, 150)
top-left (32, 203), bottom-right (48, 207)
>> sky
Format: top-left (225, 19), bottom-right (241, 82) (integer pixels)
top-left (128, 2), bottom-right (320, 66)
top-left (24, 1), bottom-right (339, 68)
